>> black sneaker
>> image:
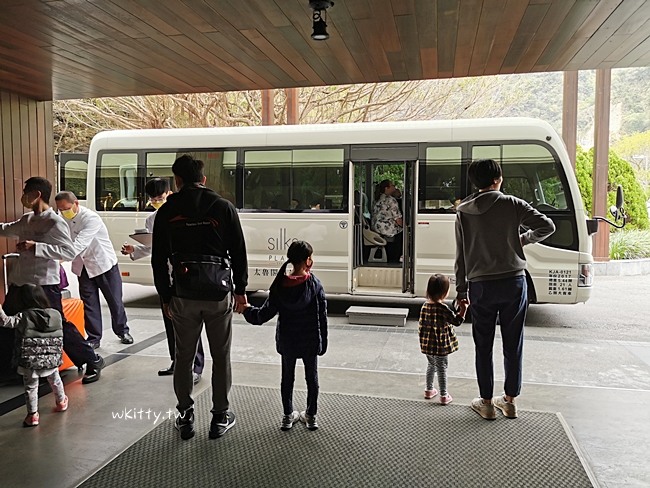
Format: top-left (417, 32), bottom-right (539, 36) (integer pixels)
top-left (175, 409), bottom-right (195, 440)
top-left (209, 411), bottom-right (236, 439)
top-left (82, 355), bottom-right (105, 384)
top-left (280, 411), bottom-right (299, 431)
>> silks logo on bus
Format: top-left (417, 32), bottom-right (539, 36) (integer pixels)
top-left (267, 228), bottom-right (298, 252)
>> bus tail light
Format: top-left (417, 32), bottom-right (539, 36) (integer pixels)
top-left (121, 272), bottom-right (130, 277)
top-left (578, 264), bottom-right (593, 287)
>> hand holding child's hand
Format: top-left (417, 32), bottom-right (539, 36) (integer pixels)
top-left (456, 299), bottom-right (469, 316)
top-left (234, 294), bottom-right (248, 313)
top-left (237, 303), bottom-right (251, 314)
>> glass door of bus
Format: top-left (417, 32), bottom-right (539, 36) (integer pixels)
top-left (349, 144), bottom-right (417, 295)
top-left (402, 160), bottom-right (415, 293)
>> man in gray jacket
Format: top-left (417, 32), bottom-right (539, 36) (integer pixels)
top-left (455, 159), bottom-right (555, 420)
top-left (0, 177), bottom-right (104, 384)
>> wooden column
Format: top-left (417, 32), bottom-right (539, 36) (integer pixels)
top-left (562, 71), bottom-right (579, 169)
top-left (261, 89), bottom-right (275, 126)
top-left (286, 88), bottom-right (299, 125)
top-left (592, 69), bottom-right (611, 262)
top-left (0, 91), bottom-right (54, 298)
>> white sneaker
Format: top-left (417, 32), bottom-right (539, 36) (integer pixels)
top-left (471, 398), bottom-right (496, 420)
top-left (299, 411), bottom-right (318, 430)
top-left (493, 395), bottom-right (517, 418)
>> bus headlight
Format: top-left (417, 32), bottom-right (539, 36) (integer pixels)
top-left (578, 263), bottom-right (593, 287)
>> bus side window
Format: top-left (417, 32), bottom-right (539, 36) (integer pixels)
top-left (472, 144), bottom-right (568, 211)
top-left (244, 148), bottom-right (345, 211)
top-left (97, 153), bottom-right (139, 211)
top-left (420, 146), bottom-right (463, 212)
top-left (59, 157), bottom-right (88, 200)
top-left (294, 149), bottom-right (345, 211)
top-left (502, 145), bottom-right (568, 211)
top-left (145, 151), bottom-right (237, 207)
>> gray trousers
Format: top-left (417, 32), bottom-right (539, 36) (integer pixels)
top-left (425, 354), bottom-right (449, 396)
top-left (169, 295), bottom-right (233, 415)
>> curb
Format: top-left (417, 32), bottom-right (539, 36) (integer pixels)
top-left (593, 258), bottom-right (650, 276)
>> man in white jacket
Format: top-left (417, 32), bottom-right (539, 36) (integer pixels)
top-left (55, 191), bottom-right (133, 348)
top-left (0, 177), bottom-right (104, 384)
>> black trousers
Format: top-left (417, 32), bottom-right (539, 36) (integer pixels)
top-left (469, 276), bottom-right (528, 399)
top-left (78, 264), bottom-right (129, 344)
top-left (160, 297), bottom-right (204, 374)
top-left (281, 355), bottom-right (318, 416)
top-left (385, 232), bottom-right (403, 263)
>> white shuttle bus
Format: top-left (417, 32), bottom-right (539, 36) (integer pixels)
top-left (60, 118), bottom-right (596, 304)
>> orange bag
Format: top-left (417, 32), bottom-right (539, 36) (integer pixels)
top-left (59, 298), bottom-right (85, 371)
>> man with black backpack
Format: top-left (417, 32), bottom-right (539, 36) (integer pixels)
top-left (152, 155), bottom-right (248, 441)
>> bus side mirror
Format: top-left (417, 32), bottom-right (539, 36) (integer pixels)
top-left (591, 185), bottom-right (626, 231)
top-left (609, 185), bottom-right (625, 221)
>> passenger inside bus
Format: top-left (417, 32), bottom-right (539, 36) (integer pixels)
top-left (371, 180), bottom-right (403, 263)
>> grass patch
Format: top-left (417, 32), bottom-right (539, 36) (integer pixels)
top-left (610, 230), bottom-right (650, 260)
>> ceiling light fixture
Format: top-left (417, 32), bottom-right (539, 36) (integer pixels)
top-left (309, 1), bottom-right (334, 41)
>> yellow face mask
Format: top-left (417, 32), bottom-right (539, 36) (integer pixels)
top-left (151, 201), bottom-right (165, 210)
top-left (61, 209), bottom-right (76, 220)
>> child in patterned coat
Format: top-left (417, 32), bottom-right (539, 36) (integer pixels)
top-left (0, 284), bottom-right (67, 426)
top-left (418, 274), bottom-right (466, 404)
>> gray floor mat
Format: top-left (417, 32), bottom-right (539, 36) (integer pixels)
top-left (81, 385), bottom-right (595, 488)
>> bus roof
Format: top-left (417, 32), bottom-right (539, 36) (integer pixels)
top-left (90, 117), bottom-right (560, 151)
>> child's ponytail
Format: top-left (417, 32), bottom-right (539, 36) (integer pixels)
top-left (269, 260), bottom-right (291, 294)
top-left (269, 240), bottom-right (314, 294)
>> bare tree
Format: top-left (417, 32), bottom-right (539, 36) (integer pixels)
top-left (54, 77), bottom-right (526, 153)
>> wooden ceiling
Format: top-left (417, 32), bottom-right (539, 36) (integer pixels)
top-left (2, 0), bottom-right (650, 101)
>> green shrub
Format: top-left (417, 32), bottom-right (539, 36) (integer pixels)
top-left (575, 147), bottom-right (649, 230)
top-left (610, 230), bottom-right (650, 260)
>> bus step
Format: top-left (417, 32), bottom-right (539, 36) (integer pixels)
top-left (345, 306), bottom-right (409, 327)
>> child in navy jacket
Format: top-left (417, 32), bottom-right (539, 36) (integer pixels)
top-left (243, 241), bottom-right (327, 431)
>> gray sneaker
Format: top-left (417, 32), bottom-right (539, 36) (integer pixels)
top-left (471, 398), bottom-right (496, 420)
top-left (299, 411), bottom-right (318, 430)
top-left (280, 411), bottom-right (300, 431)
top-left (493, 395), bottom-right (518, 418)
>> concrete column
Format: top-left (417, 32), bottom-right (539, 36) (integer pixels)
top-left (592, 69), bottom-right (611, 262)
top-left (562, 71), bottom-right (578, 169)
top-left (261, 89), bottom-right (275, 126)
top-left (285, 88), bottom-right (299, 125)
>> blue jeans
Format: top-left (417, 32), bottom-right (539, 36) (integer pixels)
top-left (469, 276), bottom-right (528, 400)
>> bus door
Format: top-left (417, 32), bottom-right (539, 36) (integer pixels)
top-left (402, 160), bottom-right (416, 293)
top-left (349, 144), bottom-right (418, 296)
